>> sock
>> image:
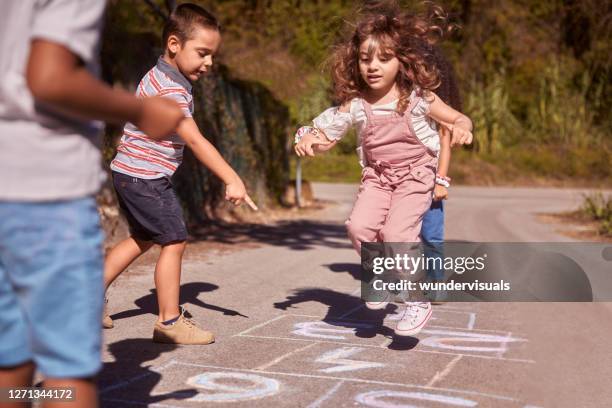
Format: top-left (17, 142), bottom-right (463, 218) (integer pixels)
top-left (162, 314), bottom-right (180, 326)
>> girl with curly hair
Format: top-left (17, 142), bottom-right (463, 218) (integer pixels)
top-left (294, 3), bottom-right (473, 336)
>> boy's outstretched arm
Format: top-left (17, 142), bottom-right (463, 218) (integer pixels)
top-left (26, 39), bottom-right (184, 140)
top-left (177, 118), bottom-right (258, 210)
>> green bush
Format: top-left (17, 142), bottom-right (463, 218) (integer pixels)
top-left (581, 193), bottom-right (612, 236)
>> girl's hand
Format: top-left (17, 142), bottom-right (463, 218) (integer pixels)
top-left (426, 92), bottom-right (473, 147)
top-left (433, 184), bottom-right (448, 201)
top-left (450, 124), bottom-right (473, 147)
top-left (294, 132), bottom-right (332, 157)
top-left (313, 139), bottom-right (338, 153)
top-left (225, 179), bottom-right (258, 211)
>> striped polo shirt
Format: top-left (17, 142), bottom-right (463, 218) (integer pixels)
top-left (110, 56), bottom-right (193, 179)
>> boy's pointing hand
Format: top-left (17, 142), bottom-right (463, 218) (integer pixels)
top-left (244, 194), bottom-right (259, 211)
top-left (225, 180), bottom-right (259, 211)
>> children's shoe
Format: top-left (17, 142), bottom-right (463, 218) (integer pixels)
top-left (364, 290), bottom-right (391, 310)
top-left (394, 302), bottom-right (432, 336)
top-left (153, 308), bottom-right (215, 345)
top-left (103, 298), bottom-right (114, 329)
top-left (365, 300), bottom-right (389, 310)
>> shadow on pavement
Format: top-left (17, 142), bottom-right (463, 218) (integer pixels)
top-left (110, 282), bottom-right (248, 321)
top-left (100, 338), bottom-right (197, 407)
top-left (325, 262), bottom-right (361, 281)
top-left (273, 287), bottom-right (417, 348)
top-left (189, 219), bottom-right (352, 251)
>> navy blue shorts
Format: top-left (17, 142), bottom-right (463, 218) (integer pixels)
top-left (112, 171), bottom-right (187, 245)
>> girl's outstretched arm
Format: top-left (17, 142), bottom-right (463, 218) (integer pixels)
top-left (294, 127), bottom-right (334, 157)
top-left (295, 101), bottom-right (353, 157)
top-left (426, 92), bottom-right (473, 147)
top-left (294, 126), bottom-right (340, 156)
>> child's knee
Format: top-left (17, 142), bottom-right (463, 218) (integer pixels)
top-left (346, 219), bottom-right (372, 242)
top-left (379, 225), bottom-right (420, 243)
top-left (161, 240), bottom-right (187, 253)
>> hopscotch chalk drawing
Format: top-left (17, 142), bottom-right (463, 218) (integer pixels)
top-left (292, 320), bottom-right (375, 340)
top-left (355, 390), bottom-right (478, 407)
top-left (101, 307), bottom-right (538, 407)
top-left (315, 347), bottom-right (386, 373)
top-left (419, 328), bottom-right (527, 354)
top-left (186, 372), bottom-right (280, 402)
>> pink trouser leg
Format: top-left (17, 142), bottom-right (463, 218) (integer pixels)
top-left (379, 169), bottom-right (434, 298)
top-left (379, 170), bottom-right (434, 243)
top-left (345, 170), bottom-right (392, 255)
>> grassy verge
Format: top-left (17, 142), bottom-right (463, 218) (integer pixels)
top-left (290, 153), bottom-right (363, 183)
top-left (289, 146), bottom-right (611, 188)
top-left (580, 193), bottom-right (612, 237)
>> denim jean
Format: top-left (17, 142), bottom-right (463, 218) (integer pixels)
top-left (0, 197), bottom-right (104, 378)
top-left (421, 200), bottom-right (444, 280)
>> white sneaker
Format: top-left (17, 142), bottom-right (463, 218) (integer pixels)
top-left (365, 291), bottom-right (391, 310)
top-left (394, 302), bottom-right (432, 336)
top-left (365, 300), bottom-right (389, 310)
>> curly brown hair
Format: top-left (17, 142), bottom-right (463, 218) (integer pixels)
top-left (331, 1), bottom-right (452, 113)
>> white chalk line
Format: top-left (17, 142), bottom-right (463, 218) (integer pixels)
top-left (426, 354), bottom-right (464, 387)
top-left (306, 380), bottom-right (345, 408)
top-left (379, 337), bottom-right (393, 347)
top-left (255, 342), bottom-right (320, 371)
top-left (172, 361), bottom-right (519, 402)
top-left (100, 359), bottom-right (178, 394)
top-left (237, 334), bottom-right (535, 363)
top-left (497, 331), bottom-right (514, 359)
top-left (338, 303), bottom-right (365, 318)
top-left (234, 314), bottom-right (288, 336)
top-left (467, 313), bottom-right (476, 330)
top-left (277, 314), bottom-right (524, 335)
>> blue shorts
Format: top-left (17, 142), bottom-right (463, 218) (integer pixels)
top-left (0, 197), bottom-right (103, 378)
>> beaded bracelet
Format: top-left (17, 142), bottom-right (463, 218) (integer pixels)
top-left (294, 126), bottom-right (321, 144)
top-left (435, 176), bottom-right (450, 188)
top-left (436, 173), bottom-right (451, 182)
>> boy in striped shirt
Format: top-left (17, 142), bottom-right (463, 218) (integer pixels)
top-left (105, 3), bottom-right (257, 344)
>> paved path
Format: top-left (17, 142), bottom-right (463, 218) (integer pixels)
top-left (100, 184), bottom-right (612, 407)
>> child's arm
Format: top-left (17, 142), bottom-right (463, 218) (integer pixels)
top-left (433, 126), bottom-right (451, 201)
top-left (26, 39), bottom-right (184, 140)
top-left (294, 127), bottom-right (338, 156)
top-left (295, 102), bottom-right (351, 157)
top-left (176, 118), bottom-right (258, 210)
top-left (425, 92), bottom-right (473, 147)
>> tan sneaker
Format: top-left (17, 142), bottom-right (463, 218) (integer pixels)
top-left (103, 298), bottom-right (114, 329)
top-left (153, 308), bottom-right (215, 345)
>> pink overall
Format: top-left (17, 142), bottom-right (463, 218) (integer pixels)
top-left (346, 96), bottom-right (438, 253)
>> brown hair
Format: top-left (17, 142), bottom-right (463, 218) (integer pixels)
top-left (162, 3), bottom-right (220, 47)
top-left (420, 42), bottom-right (462, 111)
top-left (331, 1), bottom-right (451, 113)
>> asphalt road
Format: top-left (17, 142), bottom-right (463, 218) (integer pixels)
top-left (99, 183), bottom-right (612, 408)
